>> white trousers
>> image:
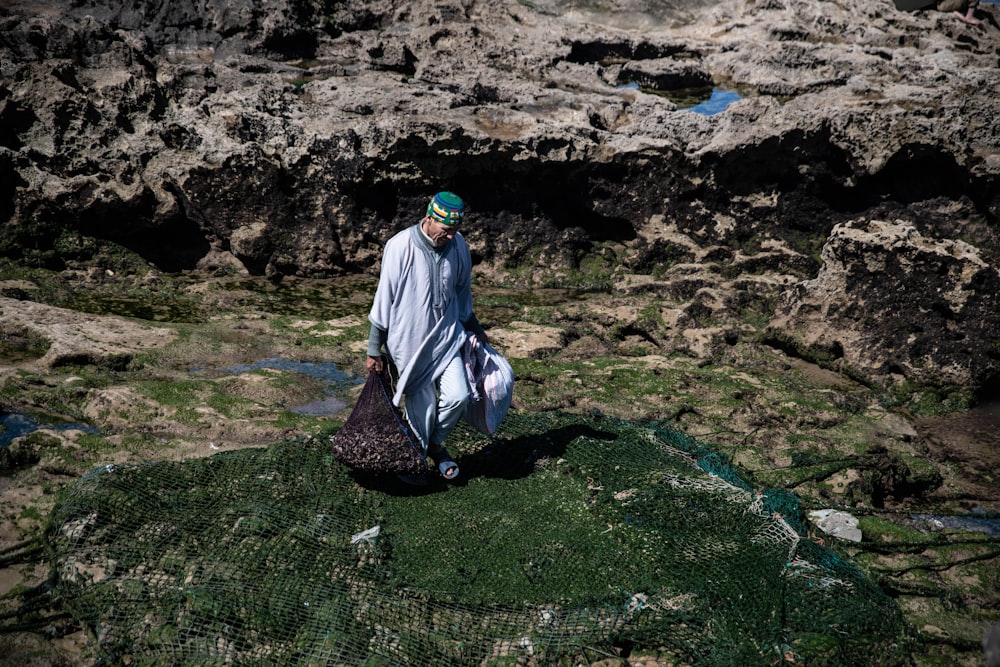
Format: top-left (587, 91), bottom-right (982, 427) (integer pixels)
top-left (403, 351), bottom-right (468, 451)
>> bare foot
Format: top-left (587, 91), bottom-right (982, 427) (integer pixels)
top-left (953, 9), bottom-right (982, 25)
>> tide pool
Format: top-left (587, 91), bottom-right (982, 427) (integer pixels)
top-left (0, 412), bottom-right (99, 447)
top-left (223, 357), bottom-right (361, 415)
top-left (686, 89), bottom-right (741, 115)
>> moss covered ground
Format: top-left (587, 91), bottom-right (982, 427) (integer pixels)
top-left (0, 260), bottom-right (996, 666)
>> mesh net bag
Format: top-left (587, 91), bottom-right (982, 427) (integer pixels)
top-left (329, 367), bottom-right (427, 475)
top-left (41, 410), bottom-right (911, 666)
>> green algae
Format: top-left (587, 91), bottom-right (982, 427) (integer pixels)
top-left (0, 268), bottom-right (994, 666)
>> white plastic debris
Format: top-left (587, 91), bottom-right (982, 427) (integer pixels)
top-left (627, 592), bottom-right (648, 613)
top-left (350, 525), bottom-right (381, 544)
top-left (808, 509), bottom-right (862, 542)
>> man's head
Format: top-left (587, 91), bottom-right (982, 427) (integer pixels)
top-left (422, 191), bottom-right (465, 247)
top-left (426, 191), bottom-right (465, 225)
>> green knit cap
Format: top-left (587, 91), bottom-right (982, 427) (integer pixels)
top-left (426, 191), bottom-right (466, 225)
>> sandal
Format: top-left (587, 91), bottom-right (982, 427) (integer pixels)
top-left (428, 446), bottom-right (459, 480)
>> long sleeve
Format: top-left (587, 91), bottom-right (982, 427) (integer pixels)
top-left (367, 323), bottom-right (387, 357)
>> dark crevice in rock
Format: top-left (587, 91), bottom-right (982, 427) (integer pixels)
top-left (50, 352), bottom-right (132, 371)
top-left (353, 181), bottom-right (402, 225)
top-left (564, 38), bottom-right (689, 65)
top-left (761, 332), bottom-right (849, 375)
top-left (0, 154), bottom-right (26, 223)
top-left (102, 217), bottom-right (211, 273)
top-left (615, 67), bottom-right (712, 92)
top-left (973, 375), bottom-right (1000, 407)
top-left (370, 154), bottom-right (651, 247)
top-left (838, 144), bottom-right (977, 212)
top-left (704, 128), bottom-right (856, 196)
top-left (0, 97), bottom-right (38, 151)
top-left (262, 31), bottom-right (319, 60)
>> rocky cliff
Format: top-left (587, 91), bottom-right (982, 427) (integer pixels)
top-left (2, 0), bottom-right (998, 396)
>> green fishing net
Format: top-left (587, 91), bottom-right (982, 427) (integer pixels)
top-left (42, 410), bottom-right (909, 666)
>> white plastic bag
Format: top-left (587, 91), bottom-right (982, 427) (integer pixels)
top-left (461, 333), bottom-right (514, 436)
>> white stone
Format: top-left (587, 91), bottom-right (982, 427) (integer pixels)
top-left (808, 509), bottom-right (863, 542)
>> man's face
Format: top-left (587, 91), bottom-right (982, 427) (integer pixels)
top-left (422, 215), bottom-right (460, 247)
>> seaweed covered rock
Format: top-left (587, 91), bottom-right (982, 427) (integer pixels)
top-left (770, 218), bottom-right (1000, 396)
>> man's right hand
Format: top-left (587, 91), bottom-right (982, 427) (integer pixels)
top-left (366, 355), bottom-right (383, 373)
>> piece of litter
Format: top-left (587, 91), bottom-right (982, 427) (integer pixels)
top-left (350, 525), bottom-right (381, 544)
top-left (808, 509), bottom-right (862, 542)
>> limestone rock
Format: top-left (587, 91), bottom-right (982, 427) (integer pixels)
top-left (0, 297), bottom-right (176, 370)
top-left (771, 219), bottom-right (1000, 392)
top-left (1, 0), bottom-right (998, 396)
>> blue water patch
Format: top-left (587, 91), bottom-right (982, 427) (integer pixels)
top-left (616, 82), bottom-right (741, 115)
top-left (289, 395), bottom-right (349, 416)
top-left (223, 358), bottom-right (361, 416)
top-left (686, 89), bottom-right (741, 115)
top-left (1, 412), bottom-right (99, 447)
top-left (913, 512), bottom-right (1000, 538)
top-left (225, 357), bottom-right (356, 386)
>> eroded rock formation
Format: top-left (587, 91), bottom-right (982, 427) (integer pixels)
top-left (1, 0), bottom-right (998, 395)
top-left (770, 218), bottom-right (1000, 392)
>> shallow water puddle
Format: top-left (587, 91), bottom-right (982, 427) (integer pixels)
top-left (222, 357), bottom-right (361, 415)
top-left (912, 511), bottom-right (1000, 537)
top-left (684, 89), bottom-right (742, 115)
top-left (0, 412), bottom-right (99, 447)
top-left (678, 88), bottom-right (740, 116)
top-left (618, 83), bottom-right (742, 115)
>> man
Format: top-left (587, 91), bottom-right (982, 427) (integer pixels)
top-left (365, 191), bottom-right (488, 481)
